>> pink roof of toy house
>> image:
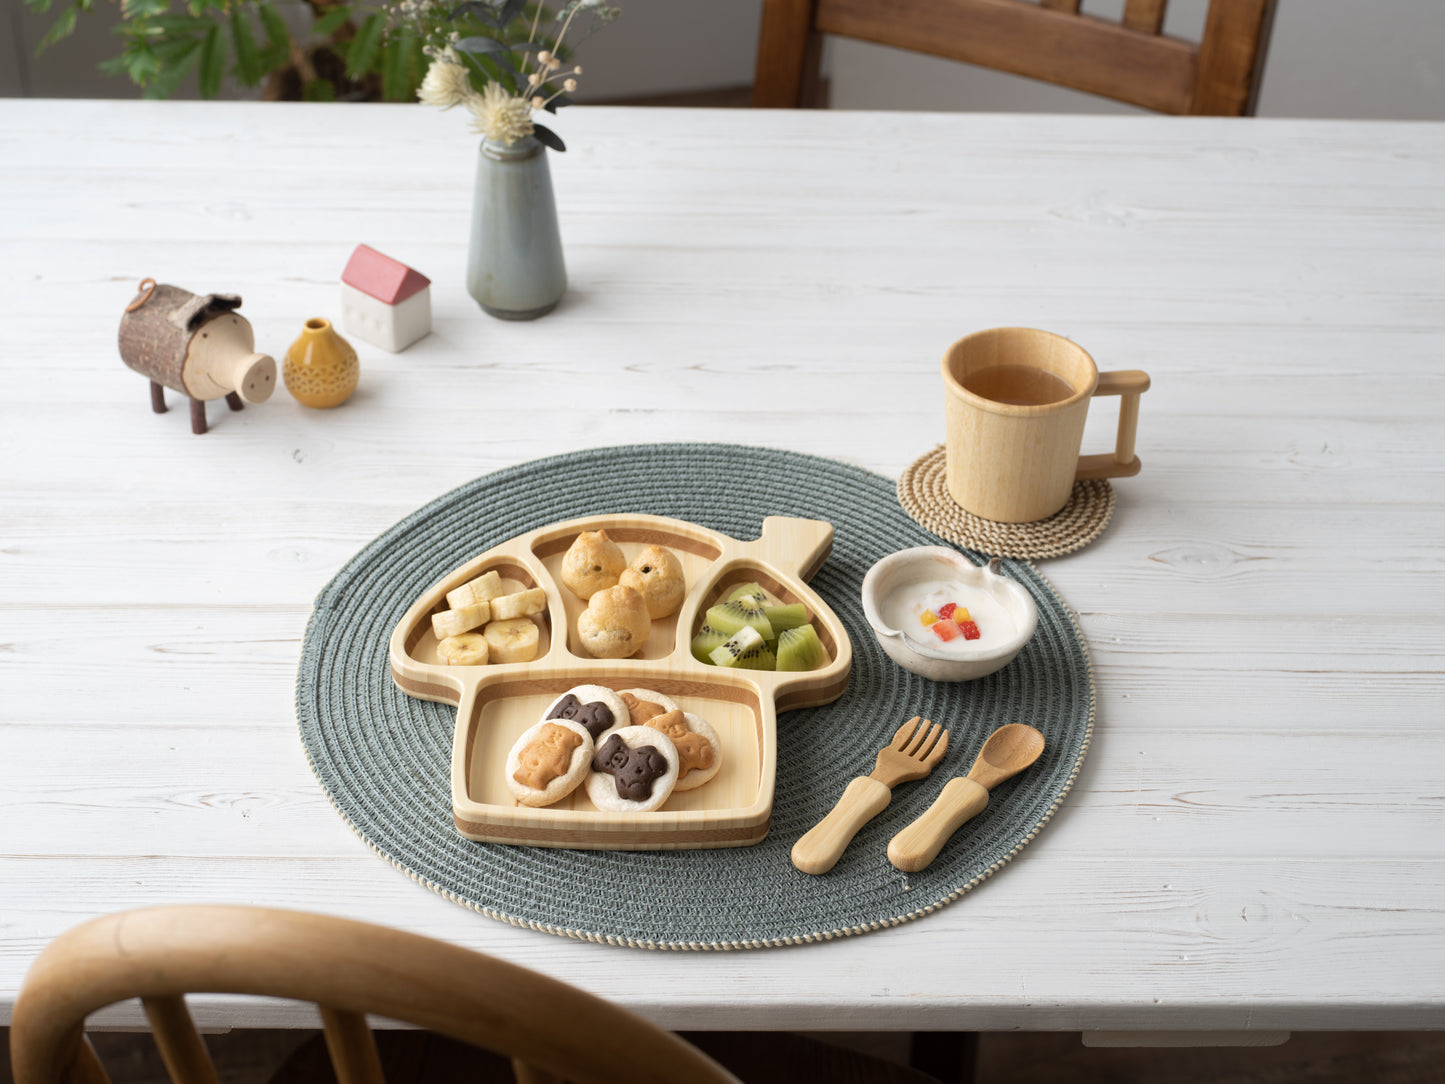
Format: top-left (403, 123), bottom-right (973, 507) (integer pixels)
top-left (342, 244), bottom-right (431, 305)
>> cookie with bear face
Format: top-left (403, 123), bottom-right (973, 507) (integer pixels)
top-left (641, 709), bottom-right (722, 792)
top-left (616, 688), bottom-right (680, 726)
top-left (505, 718), bottom-right (593, 807)
top-left (585, 725), bottom-right (679, 813)
top-left (541, 684), bottom-right (630, 741)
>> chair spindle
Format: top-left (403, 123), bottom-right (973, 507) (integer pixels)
top-left (139, 997), bottom-right (220, 1084)
top-left (319, 1005), bottom-right (387, 1084)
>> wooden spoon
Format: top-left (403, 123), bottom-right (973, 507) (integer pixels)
top-left (886, 723), bottom-right (1045, 873)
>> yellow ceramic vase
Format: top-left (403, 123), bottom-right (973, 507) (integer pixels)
top-left (284, 318), bottom-right (359, 409)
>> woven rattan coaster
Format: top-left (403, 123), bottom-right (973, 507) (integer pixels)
top-left (898, 445), bottom-right (1114, 560)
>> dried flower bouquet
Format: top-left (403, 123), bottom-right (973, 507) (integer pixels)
top-left (412, 0), bottom-right (620, 151)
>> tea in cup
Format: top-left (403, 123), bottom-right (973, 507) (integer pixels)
top-left (942, 328), bottom-right (1149, 523)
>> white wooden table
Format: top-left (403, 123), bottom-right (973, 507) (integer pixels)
top-left (2, 100), bottom-right (1443, 1038)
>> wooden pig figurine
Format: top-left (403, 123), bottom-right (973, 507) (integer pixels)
top-left (118, 278), bottom-right (276, 434)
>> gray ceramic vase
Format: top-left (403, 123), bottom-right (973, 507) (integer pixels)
top-left (466, 135), bottom-right (567, 320)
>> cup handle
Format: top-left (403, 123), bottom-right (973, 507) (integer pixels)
top-left (1076, 369), bottom-right (1150, 481)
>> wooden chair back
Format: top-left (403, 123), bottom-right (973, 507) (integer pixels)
top-left (8, 906), bottom-right (742, 1084)
top-left (753, 0), bottom-right (1277, 116)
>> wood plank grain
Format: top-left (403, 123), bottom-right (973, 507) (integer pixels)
top-left (2, 101), bottom-right (1443, 1034)
top-left (5, 722), bottom-right (1441, 859)
top-left (3, 855), bottom-right (1443, 1031)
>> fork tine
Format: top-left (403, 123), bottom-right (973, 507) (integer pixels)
top-left (901, 719), bottom-right (933, 756)
top-left (906, 721), bottom-right (940, 758)
top-left (889, 716), bottom-right (922, 751)
top-left (919, 724), bottom-right (949, 764)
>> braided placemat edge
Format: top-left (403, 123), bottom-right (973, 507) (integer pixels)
top-left (294, 443), bottom-right (1097, 951)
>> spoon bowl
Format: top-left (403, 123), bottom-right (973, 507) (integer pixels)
top-left (969, 723), bottom-right (1046, 789)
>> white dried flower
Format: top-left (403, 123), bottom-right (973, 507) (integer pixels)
top-left (537, 49), bottom-right (553, 65)
top-left (417, 56), bottom-right (474, 110)
top-left (531, 96), bottom-right (545, 109)
top-left (563, 78), bottom-right (577, 92)
top-left (572, 65), bottom-right (583, 75)
top-left (468, 81), bottom-right (535, 144)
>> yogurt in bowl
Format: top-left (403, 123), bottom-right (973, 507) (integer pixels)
top-left (861, 547), bottom-right (1038, 681)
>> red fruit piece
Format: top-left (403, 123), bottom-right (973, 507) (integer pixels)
top-left (931, 619), bottom-right (962, 642)
top-left (960, 620), bottom-right (981, 640)
top-left (938, 602), bottom-right (957, 619)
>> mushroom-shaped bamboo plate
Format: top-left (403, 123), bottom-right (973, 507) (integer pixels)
top-left (389, 514), bottom-right (852, 850)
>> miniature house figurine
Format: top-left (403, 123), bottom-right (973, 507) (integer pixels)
top-left (118, 278), bottom-right (276, 435)
top-left (340, 245), bottom-right (432, 353)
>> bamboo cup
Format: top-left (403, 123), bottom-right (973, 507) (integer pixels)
top-left (941, 328), bottom-right (1150, 523)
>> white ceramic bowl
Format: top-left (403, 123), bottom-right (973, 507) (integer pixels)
top-left (861, 547), bottom-right (1038, 681)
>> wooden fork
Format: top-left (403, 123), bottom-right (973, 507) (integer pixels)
top-left (791, 716), bottom-right (949, 875)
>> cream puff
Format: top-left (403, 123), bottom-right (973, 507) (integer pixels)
top-left (577, 584), bottom-right (652, 659)
top-left (618, 544), bottom-right (686, 619)
top-left (560, 529), bottom-right (627, 601)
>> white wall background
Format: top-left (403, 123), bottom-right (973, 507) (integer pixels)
top-left (5, 0), bottom-right (1445, 119)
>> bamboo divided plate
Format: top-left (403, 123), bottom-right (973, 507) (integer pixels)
top-left (388, 514), bottom-right (853, 851)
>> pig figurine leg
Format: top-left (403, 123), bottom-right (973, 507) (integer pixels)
top-left (150, 381), bottom-right (167, 414)
top-left (189, 397), bottom-right (208, 435)
top-left (225, 391), bottom-right (244, 411)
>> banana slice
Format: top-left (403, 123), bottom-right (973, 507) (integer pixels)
top-left (436, 633), bottom-right (489, 666)
top-left (491, 587), bottom-right (548, 622)
top-left (484, 618), bottom-right (540, 663)
top-left (447, 570), bottom-right (506, 611)
top-left (432, 602), bottom-right (490, 640)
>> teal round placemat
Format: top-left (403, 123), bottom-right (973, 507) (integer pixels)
top-left (297, 443), bottom-right (1093, 950)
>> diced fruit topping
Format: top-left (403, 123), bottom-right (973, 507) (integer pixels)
top-left (931, 619), bottom-right (962, 642)
top-left (959, 620), bottom-right (981, 640)
top-left (937, 602), bottom-right (956, 619)
top-left (919, 609), bottom-right (939, 626)
top-left (955, 606), bottom-right (971, 622)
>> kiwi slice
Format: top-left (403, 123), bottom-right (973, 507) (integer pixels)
top-left (727, 581), bottom-right (773, 605)
top-left (762, 602), bottom-right (808, 635)
top-left (691, 624), bottom-right (730, 664)
top-left (709, 625), bottom-right (777, 671)
top-left (706, 598), bottom-right (774, 642)
top-left (776, 624), bottom-right (828, 671)
top-left (734, 642), bottom-right (777, 671)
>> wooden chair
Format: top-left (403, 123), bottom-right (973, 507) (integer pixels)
top-left (753, 0), bottom-right (1278, 116)
top-left (8, 906), bottom-right (744, 1084)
